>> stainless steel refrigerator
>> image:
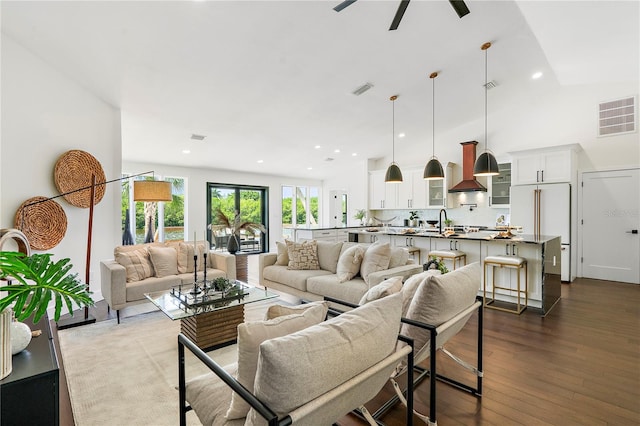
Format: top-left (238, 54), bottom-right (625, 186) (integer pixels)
top-left (510, 182), bottom-right (571, 281)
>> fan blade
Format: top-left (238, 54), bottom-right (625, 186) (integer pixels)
top-left (389, 0), bottom-right (410, 31)
top-left (334, 0), bottom-right (357, 12)
top-left (449, 0), bottom-right (470, 18)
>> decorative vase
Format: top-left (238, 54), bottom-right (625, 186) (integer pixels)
top-left (11, 320), bottom-right (32, 355)
top-left (1, 308), bottom-right (12, 379)
top-left (227, 234), bottom-right (240, 254)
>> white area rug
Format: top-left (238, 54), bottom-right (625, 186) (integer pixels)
top-left (57, 300), bottom-right (278, 425)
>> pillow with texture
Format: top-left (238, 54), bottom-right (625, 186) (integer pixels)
top-left (336, 244), bottom-right (366, 283)
top-left (247, 292), bottom-right (403, 424)
top-left (316, 240), bottom-right (343, 273)
top-left (286, 240), bottom-right (319, 270)
top-left (360, 242), bottom-right (391, 285)
top-left (115, 248), bottom-right (154, 283)
top-left (359, 276), bottom-right (403, 304)
top-left (264, 301), bottom-right (329, 321)
top-left (400, 262), bottom-right (480, 352)
top-left (275, 241), bottom-right (289, 266)
top-left (148, 246), bottom-right (178, 278)
top-left (225, 303), bottom-right (328, 419)
top-left (388, 246), bottom-right (410, 269)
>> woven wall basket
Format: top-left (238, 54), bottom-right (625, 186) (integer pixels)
top-left (14, 196), bottom-right (67, 250)
top-left (54, 150), bottom-right (106, 208)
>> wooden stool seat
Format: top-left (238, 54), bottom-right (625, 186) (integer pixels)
top-left (428, 249), bottom-right (467, 270)
top-left (483, 255), bottom-right (528, 314)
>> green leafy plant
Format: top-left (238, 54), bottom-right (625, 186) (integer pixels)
top-left (354, 209), bottom-right (366, 221)
top-left (0, 252), bottom-right (94, 322)
top-left (444, 218), bottom-right (453, 226)
top-left (425, 256), bottom-right (449, 275)
top-left (409, 211), bottom-right (419, 220)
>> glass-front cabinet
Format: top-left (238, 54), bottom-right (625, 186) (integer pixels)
top-left (426, 162), bottom-right (453, 209)
top-left (489, 163), bottom-right (511, 208)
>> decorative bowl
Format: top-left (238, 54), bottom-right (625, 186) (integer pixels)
top-left (426, 220), bottom-right (438, 226)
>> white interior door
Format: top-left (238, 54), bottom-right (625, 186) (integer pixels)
top-left (581, 169), bottom-right (640, 284)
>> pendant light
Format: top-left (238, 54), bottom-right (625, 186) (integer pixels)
top-left (424, 72), bottom-right (445, 180)
top-left (473, 41), bottom-right (500, 176)
top-left (385, 95), bottom-right (403, 183)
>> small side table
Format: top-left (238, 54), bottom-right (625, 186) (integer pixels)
top-left (235, 253), bottom-right (248, 282)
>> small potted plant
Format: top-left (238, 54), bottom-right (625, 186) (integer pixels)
top-left (423, 256), bottom-right (449, 275)
top-left (409, 211), bottom-right (420, 227)
top-left (354, 209), bottom-right (366, 226)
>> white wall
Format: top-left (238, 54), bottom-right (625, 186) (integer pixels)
top-left (1, 36), bottom-right (122, 304)
top-left (123, 161), bottom-right (322, 253)
top-left (322, 160), bottom-right (368, 227)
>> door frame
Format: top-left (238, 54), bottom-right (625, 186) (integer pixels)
top-left (577, 166), bottom-right (640, 282)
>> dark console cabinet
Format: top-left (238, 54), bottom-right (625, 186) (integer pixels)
top-left (0, 315), bottom-right (59, 426)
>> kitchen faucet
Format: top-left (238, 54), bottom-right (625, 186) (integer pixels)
top-left (439, 209), bottom-right (448, 234)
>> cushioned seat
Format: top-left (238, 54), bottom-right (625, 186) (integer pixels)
top-left (483, 255), bottom-right (528, 314)
top-left (307, 275), bottom-right (368, 305)
top-left (427, 249), bottom-right (467, 270)
top-left (262, 265), bottom-right (332, 293)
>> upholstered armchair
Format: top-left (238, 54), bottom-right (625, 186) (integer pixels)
top-left (178, 293), bottom-right (415, 426)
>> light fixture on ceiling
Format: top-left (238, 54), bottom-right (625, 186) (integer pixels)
top-left (133, 178), bottom-right (173, 202)
top-left (473, 42), bottom-right (500, 177)
top-left (385, 95), bottom-right (403, 183)
top-left (424, 72), bottom-right (445, 180)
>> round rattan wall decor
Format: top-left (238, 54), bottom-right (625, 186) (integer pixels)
top-left (54, 150), bottom-right (106, 208)
top-left (14, 196), bottom-right (67, 250)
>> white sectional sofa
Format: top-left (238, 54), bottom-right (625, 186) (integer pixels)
top-left (259, 240), bottom-right (423, 305)
top-left (100, 241), bottom-right (236, 322)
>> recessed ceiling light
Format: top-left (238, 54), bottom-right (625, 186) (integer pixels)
top-left (315, 145), bottom-right (321, 149)
top-left (257, 159), bottom-right (264, 163)
top-left (334, 149), bottom-right (340, 153)
top-left (307, 167), bottom-right (313, 170)
top-left (352, 153), bottom-right (357, 156)
top-left (532, 71), bottom-right (543, 80)
top-left (398, 133), bottom-right (406, 138)
top-left (182, 149), bottom-right (191, 154)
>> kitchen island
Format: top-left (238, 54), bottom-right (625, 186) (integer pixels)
top-left (349, 229), bottom-right (562, 316)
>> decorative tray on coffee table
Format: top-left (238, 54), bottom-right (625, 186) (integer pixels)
top-left (170, 279), bottom-right (250, 310)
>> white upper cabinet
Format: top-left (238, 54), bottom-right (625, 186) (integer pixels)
top-left (510, 144), bottom-right (580, 186)
top-left (369, 170), bottom-right (399, 209)
top-left (398, 168), bottom-right (427, 209)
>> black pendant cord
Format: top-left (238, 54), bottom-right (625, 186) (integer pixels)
top-left (432, 74), bottom-right (436, 158)
top-left (484, 43), bottom-right (489, 152)
top-left (392, 96), bottom-right (396, 163)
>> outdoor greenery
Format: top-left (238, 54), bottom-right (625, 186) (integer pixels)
top-left (121, 176), bottom-right (185, 230)
top-left (210, 189), bottom-right (263, 226)
top-left (281, 196), bottom-right (318, 224)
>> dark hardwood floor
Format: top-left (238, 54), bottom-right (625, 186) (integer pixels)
top-left (51, 277), bottom-right (640, 426)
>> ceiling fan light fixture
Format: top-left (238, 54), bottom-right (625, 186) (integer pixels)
top-left (385, 95), bottom-right (403, 183)
top-left (474, 41), bottom-right (500, 177)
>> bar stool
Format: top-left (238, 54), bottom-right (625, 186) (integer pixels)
top-left (483, 255), bottom-right (528, 314)
top-left (427, 249), bottom-right (466, 270)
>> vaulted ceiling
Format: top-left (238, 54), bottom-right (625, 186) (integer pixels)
top-left (2, 1), bottom-right (638, 179)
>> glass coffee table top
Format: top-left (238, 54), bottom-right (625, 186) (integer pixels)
top-left (145, 280), bottom-right (278, 320)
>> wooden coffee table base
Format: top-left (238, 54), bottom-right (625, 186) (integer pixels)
top-left (180, 304), bottom-right (244, 350)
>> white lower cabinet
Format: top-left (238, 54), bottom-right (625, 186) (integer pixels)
top-left (296, 228), bottom-right (353, 242)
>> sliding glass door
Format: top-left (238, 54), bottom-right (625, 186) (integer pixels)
top-left (207, 183), bottom-right (268, 253)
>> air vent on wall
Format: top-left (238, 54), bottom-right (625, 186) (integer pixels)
top-left (484, 80), bottom-right (497, 90)
top-left (352, 82), bottom-right (374, 96)
top-left (190, 134), bottom-right (206, 141)
top-left (598, 96), bottom-right (636, 137)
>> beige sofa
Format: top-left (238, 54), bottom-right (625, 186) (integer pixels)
top-left (259, 240), bottom-right (423, 305)
top-left (100, 241), bottom-right (236, 323)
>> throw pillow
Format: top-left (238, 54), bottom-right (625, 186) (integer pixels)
top-left (400, 262), bottom-right (480, 353)
top-left (225, 303), bottom-right (328, 419)
top-left (115, 248), bottom-right (154, 282)
top-left (360, 241), bottom-right (391, 285)
top-left (316, 240), bottom-right (343, 274)
top-left (275, 241), bottom-right (289, 266)
top-left (264, 300), bottom-right (329, 321)
top-left (335, 244), bottom-right (366, 283)
top-left (247, 292), bottom-right (403, 424)
top-left (358, 276), bottom-right (403, 304)
top-left (286, 240), bottom-right (319, 270)
top-left (176, 242), bottom-right (206, 273)
top-left (148, 246), bottom-right (178, 278)
top-left (388, 246), bottom-right (410, 268)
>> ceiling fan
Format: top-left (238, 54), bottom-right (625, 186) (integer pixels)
top-left (334, 0), bottom-right (470, 31)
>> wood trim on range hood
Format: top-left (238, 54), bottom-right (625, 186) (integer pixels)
top-left (449, 141), bottom-right (488, 192)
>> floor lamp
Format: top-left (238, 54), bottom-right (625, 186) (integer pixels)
top-left (18, 171), bottom-right (172, 329)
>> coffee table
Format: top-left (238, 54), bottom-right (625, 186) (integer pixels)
top-left (145, 281), bottom-right (278, 350)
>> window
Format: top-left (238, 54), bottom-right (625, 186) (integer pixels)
top-left (282, 185), bottom-right (320, 236)
top-left (207, 183), bottom-right (268, 253)
top-left (121, 174), bottom-right (185, 244)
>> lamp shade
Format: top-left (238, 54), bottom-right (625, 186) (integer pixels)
top-left (473, 151), bottom-right (499, 176)
top-left (423, 157), bottom-right (445, 180)
top-left (385, 163), bottom-right (403, 183)
top-left (133, 180), bottom-right (173, 202)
